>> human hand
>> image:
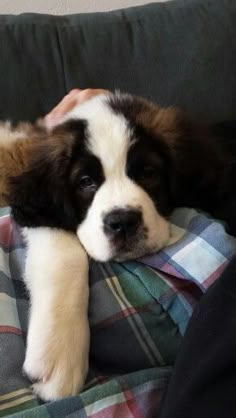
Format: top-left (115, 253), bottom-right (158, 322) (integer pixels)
top-left (44, 88), bottom-right (109, 130)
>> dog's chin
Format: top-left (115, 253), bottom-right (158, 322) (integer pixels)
top-left (112, 242), bottom-right (162, 262)
top-left (103, 222), bottom-right (184, 262)
top-left (78, 226), bottom-right (173, 263)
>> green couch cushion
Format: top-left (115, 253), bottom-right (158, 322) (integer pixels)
top-left (0, 0), bottom-right (235, 123)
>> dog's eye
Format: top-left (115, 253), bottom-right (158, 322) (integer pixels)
top-left (79, 175), bottom-right (96, 191)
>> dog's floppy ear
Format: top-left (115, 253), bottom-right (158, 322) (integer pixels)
top-left (8, 120), bottom-right (86, 231)
top-left (135, 101), bottom-right (224, 209)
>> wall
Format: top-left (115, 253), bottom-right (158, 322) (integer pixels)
top-left (0, 0), bottom-right (167, 15)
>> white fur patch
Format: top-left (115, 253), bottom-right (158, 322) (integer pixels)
top-left (62, 94), bottom-right (130, 175)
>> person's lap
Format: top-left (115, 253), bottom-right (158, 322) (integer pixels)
top-left (160, 254), bottom-right (236, 418)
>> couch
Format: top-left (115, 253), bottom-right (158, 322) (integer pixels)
top-left (0, 0), bottom-right (236, 416)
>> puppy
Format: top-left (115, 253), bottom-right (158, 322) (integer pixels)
top-left (1, 92), bottom-right (236, 400)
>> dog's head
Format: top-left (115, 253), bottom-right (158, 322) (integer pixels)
top-left (9, 92), bottom-right (219, 261)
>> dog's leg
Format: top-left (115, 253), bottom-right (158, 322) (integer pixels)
top-left (23, 227), bottom-right (89, 401)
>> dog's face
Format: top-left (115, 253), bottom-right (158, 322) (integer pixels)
top-left (62, 94), bottom-right (175, 261)
top-left (9, 93), bottom-right (191, 261)
top-left (10, 92), bottom-right (214, 261)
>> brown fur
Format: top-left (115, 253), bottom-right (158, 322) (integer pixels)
top-left (0, 122), bottom-right (45, 206)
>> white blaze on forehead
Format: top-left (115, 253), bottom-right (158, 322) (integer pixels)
top-left (61, 94), bottom-right (131, 177)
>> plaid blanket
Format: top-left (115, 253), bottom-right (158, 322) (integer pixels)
top-left (0, 207), bottom-right (236, 417)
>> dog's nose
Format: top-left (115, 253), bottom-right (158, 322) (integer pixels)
top-left (104, 209), bottom-right (142, 237)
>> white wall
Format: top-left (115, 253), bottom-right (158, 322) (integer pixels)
top-left (0, 0), bottom-right (167, 15)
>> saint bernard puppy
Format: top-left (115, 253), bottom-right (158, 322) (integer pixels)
top-left (1, 92), bottom-right (236, 400)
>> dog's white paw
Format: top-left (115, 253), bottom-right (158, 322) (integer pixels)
top-left (23, 319), bottom-right (89, 400)
top-left (31, 362), bottom-right (87, 401)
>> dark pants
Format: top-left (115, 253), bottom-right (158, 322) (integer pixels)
top-left (159, 256), bottom-right (236, 418)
